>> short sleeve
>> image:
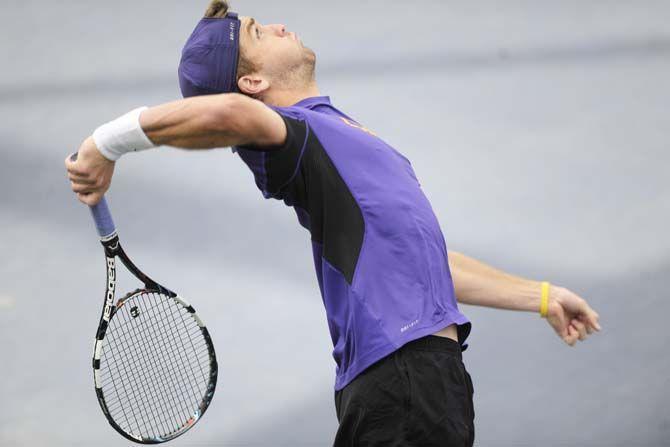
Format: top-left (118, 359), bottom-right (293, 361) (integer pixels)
top-left (232, 110), bottom-right (309, 199)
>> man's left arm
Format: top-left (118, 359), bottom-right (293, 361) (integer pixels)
top-left (447, 250), bottom-right (602, 347)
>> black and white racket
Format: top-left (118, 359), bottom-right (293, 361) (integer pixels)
top-left (83, 189), bottom-right (217, 443)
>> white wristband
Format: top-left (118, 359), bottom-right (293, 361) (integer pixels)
top-left (92, 106), bottom-right (155, 161)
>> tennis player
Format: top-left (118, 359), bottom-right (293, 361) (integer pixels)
top-left (66, 1), bottom-right (602, 445)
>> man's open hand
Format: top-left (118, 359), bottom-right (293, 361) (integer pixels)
top-left (547, 286), bottom-right (602, 347)
top-left (65, 136), bottom-right (115, 206)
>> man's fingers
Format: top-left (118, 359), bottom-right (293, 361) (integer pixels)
top-left (77, 192), bottom-right (102, 206)
top-left (569, 325), bottom-right (578, 345)
top-left (580, 306), bottom-right (602, 332)
top-left (66, 166), bottom-right (89, 177)
top-left (68, 172), bottom-right (96, 185)
top-left (563, 325), bottom-right (577, 346)
top-left (65, 154), bottom-right (85, 175)
top-left (576, 299), bottom-right (602, 333)
top-left (70, 181), bottom-right (95, 194)
top-left (590, 310), bottom-right (602, 332)
top-left (571, 319), bottom-right (588, 341)
top-left (64, 154), bottom-right (76, 169)
top-left (578, 314), bottom-right (597, 334)
top-left (76, 192), bottom-right (90, 205)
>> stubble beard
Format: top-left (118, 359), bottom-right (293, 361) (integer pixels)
top-left (273, 46), bottom-right (317, 90)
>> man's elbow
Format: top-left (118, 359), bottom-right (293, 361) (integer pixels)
top-left (447, 250), bottom-right (467, 273)
top-left (202, 93), bottom-right (248, 136)
top-left (448, 250), bottom-right (464, 260)
top-left (201, 93), bottom-right (285, 148)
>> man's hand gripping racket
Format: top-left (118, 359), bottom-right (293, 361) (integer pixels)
top-left (68, 152), bottom-right (217, 444)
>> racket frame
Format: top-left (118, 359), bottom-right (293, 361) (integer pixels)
top-left (91, 232), bottom-right (218, 444)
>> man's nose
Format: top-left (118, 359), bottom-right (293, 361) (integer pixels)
top-left (266, 24), bottom-right (286, 36)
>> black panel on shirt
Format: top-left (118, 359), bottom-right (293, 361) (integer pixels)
top-left (236, 113), bottom-right (308, 196)
top-left (264, 114), bottom-right (308, 195)
top-left (282, 125), bottom-right (365, 285)
top-left (240, 112), bottom-right (365, 284)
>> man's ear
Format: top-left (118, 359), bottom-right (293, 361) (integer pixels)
top-left (237, 74), bottom-right (270, 97)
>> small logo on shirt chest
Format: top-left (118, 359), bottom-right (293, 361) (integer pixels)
top-left (340, 117), bottom-right (377, 137)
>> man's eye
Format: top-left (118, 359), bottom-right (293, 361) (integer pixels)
top-left (256, 27), bottom-right (261, 38)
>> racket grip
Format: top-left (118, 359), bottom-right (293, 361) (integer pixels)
top-left (89, 197), bottom-right (117, 239)
top-left (69, 152), bottom-right (117, 239)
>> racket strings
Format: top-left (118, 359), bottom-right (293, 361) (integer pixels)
top-left (102, 320), bottom-right (210, 422)
top-left (102, 294), bottom-right (206, 438)
top-left (114, 298), bottom-right (184, 437)
top-left (99, 291), bottom-right (213, 440)
top-left (101, 305), bottom-right (210, 405)
top-left (115, 292), bottom-right (207, 430)
top-left (137, 294), bottom-right (208, 423)
top-left (109, 332), bottom-right (162, 436)
top-left (105, 298), bottom-right (182, 438)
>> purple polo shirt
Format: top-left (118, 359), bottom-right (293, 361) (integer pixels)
top-left (233, 96), bottom-right (471, 390)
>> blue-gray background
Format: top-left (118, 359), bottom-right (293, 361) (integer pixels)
top-left (1, 1), bottom-right (668, 446)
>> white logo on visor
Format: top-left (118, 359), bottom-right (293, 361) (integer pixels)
top-left (229, 23), bottom-right (235, 41)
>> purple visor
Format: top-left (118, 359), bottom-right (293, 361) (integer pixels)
top-left (178, 12), bottom-right (241, 97)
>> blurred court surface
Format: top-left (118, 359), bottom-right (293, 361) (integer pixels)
top-left (1, 1), bottom-right (669, 445)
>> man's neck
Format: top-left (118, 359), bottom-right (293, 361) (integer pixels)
top-left (263, 81), bottom-right (321, 108)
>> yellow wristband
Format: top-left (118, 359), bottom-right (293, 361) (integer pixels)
top-left (540, 281), bottom-right (550, 318)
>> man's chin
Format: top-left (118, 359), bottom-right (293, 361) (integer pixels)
top-left (303, 46), bottom-right (316, 63)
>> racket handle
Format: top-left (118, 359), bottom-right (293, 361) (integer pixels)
top-left (69, 152), bottom-right (117, 239)
top-left (89, 197), bottom-right (117, 239)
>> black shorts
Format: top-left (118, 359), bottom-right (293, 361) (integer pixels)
top-left (333, 335), bottom-right (475, 447)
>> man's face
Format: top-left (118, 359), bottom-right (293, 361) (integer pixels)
top-left (238, 16), bottom-right (316, 87)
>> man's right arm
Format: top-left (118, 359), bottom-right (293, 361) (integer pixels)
top-left (139, 93), bottom-right (286, 149)
top-left (65, 93), bottom-right (286, 205)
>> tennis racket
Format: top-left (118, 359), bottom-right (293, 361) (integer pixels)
top-left (80, 181), bottom-right (217, 443)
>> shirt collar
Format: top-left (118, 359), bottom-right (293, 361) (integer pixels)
top-left (291, 96), bottom-right (332, 110)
